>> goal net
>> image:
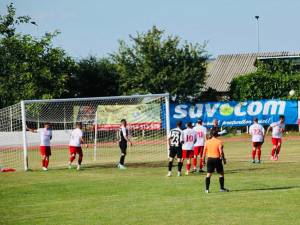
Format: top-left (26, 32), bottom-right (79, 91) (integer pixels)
top-left (0, 94), bottom-right (170, 171)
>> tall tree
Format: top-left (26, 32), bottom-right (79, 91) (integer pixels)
top-left (0, 3), bottom-right (76, 108)
top-left (112, 26), bottom-right (208, 102)
top-left (229, 60), bottom-right (300, 100)
top-left (70, 56), bottom-right (119, 97)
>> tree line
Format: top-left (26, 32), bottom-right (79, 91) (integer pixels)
top-left (0, 3), bottom-right (299, 108)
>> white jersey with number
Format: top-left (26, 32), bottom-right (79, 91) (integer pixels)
top-left (249, 123), bottom-right (265, 142)
top-left (182, 128), bottom-right (197, 150)
top-left (271, 121), bottom-right (285, 138)
top-left (69, 128), bottom-right (83, 147)
top-left (37, 128), bottom-right (52, 146)
top-left (193, 125), bottom-right (207, 147)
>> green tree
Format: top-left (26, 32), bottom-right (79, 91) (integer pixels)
top-left (70, 56), bottom-right (119, 97)
top-left (112, 26), bottom-right (208, 102)
top-left (229, 60), bottom-right (300, 100)
top-left (0, 3), bottom-right (76, 108)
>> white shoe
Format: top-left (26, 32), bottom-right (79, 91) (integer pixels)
top-left (177, 172), bottom-right (181, 177)
top-left (42, 167), bottom-right (48, 171)
top-left (205, 190), bottom-right (209, 193)
top-left (68, 163), bottom-right (72, 169)
top-left (118, 164), bottom-right (127, 170)
top-left (77, 165), bottom-right (81, 170)
top-left (167, 172), bottom-right (172, 177)
top-left (185, 171), bottom-right (189, 176)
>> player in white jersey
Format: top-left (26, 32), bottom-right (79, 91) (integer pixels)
top-left (192, 119), bottom-right (207, 172)
top-left (182, 122), bottom-right (197, 175)
top-left (68, 122), bottom-right (86, 170)
top-left (266, 115), bottom-right (285, 161)
top-left (167, 121), bottom-right (184, 177)
top-left (27, 123), bottom-right (52, 171)
top-left (249, 118), bottom-right (265, 163)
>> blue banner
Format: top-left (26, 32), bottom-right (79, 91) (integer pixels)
top-left (167, 100), bottom-right (298, 128)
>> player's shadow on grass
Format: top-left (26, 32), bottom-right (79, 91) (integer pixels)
top-left (226, 167), bottom-right (266, 174)
top-left (232, 186), bottom-right (299, 192)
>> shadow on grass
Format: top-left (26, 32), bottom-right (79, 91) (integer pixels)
top-left (226, 167), bottom-right (266, 174)
top-left (232, 186), bottom-right (300, 192)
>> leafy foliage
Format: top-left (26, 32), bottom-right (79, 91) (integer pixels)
top-left (229, 60), bottom-right (300, 100)
top-left (0, 3), bottom-right (76, 108)
top-left (69, 56), bottom-right (119, 97)
top-left (112, 26), bottom-right (208, 102)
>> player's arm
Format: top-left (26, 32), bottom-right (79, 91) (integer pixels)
top-left (122, 128), bottom-right (132, 146)
top-left (219, 144), bottom-right (226, 164)
top-left (265, 125), bottom-right (271, 137)
top-left (26, 127), bottom-right (37, 133)
top-left (201, 144), bottom-right (207, 164)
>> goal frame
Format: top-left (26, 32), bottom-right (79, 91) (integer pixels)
top-left (20, 93), bottom-right (170, 171)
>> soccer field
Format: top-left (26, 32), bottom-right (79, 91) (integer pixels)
top-left (0, 138), bottom-right (299, 225)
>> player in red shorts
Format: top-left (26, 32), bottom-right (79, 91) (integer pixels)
top-left (192, 119), bottom-right (207, 172)
top-left (27, 123), bottom-right (52, 171)
top-left (182, 122), bottom-right (197, 175)
top-left (266, 115), bottom-right (285, 161)
top-left (249, 118), bottom-right (265, 163)
top-left (68, 122), bottom-right (86, 170)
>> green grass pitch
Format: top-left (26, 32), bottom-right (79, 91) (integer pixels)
top-left (0, 138), bottom-right (299, 225)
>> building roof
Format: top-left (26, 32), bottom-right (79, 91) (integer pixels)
top-left (205, 51), bottom-right (300, 92)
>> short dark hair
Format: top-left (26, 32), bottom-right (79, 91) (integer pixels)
top-left (176, 121), bottom-right (182, 127)
top-left (186, 122), bottom-right (193, 128)
top-left (210, 128), bottom-right (219, 138)
top-left (253, 118), bottom-right (258, 123)
top-left (197, 119), bottom-right (203, 124)
top-left (279, 115), bottom-right (285, 120)
top-left (121, 119), bottom-right (126, 123)
top-left (76, 122), bottom-right (82, 127)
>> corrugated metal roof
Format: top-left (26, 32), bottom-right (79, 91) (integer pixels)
top-left (205, 51), bottom-right (300, 92)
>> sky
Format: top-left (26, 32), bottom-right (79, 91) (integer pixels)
top-left (1, 0), bottom-right (300, 59)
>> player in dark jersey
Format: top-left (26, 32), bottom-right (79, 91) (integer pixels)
top-left (117, 119), bottom-right (132, 169)
top-left (167, 121), bottom-right (184, 177)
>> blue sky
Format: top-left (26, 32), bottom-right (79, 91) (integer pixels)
top-left (1, 0), bottom-right (300, 59)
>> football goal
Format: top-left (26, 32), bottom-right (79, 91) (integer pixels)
top-left (0, 94), bottom-right (170, 171)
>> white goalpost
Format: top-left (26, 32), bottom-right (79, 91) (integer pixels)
top-left (0, 93), bottom-right (170, 171)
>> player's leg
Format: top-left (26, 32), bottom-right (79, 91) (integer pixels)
top-left (252, 143), bottom-right (257, 163)
top-left (44, 147), bottom-right (51, 169)
top-left (199, 146), bottom-right (204, 172)
top-left (271, 138), bottom-right (278, 160)
top-left (167, 147), bottom-right (176, 176)
top-left (257, 143), bottom-right (262, 163)
top-left (69, 146), bottom-right (76, 168)
top-left (192, 147), bottom-right (199, 172)
top-left (274, 139), bottom-right (282, 160)
top-left (77, 147), bottom-right (83, 170)
top-left (118, 143), bottom-right (127, 169)
top-left (205, 158), bottom-right (214, 193)
top-left (40, 146), bottom-right (47, 170)
top-left (185, 151), bottom-right (192, 175)
top-left (216, 159), bottom-right (228, 192)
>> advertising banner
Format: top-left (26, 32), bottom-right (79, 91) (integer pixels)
top-left (169, 100), bottom-right (298, 128)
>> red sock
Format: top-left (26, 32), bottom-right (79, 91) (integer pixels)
top-left (271, 146), bottom-right (276, 156)
top-left (199, 159), bottom-right (203, 169)
top-left (192, 158), bottom-right (197, 169)
top-left (252, 149), bottom-right (256, 160)
top-left (257, 148), bottom-right (261, 161)
top-left (45, 159), bottom-right (49, 168)
top-left (42, 159), bottom-right (45, 167)
top-left (70, 155), bottom-right (76, 163)
top-left (186, 163), bottom-right (191, 172)
top-left (276, 145), bottom-right (281, 155)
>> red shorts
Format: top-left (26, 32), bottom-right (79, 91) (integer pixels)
top-left (182, 150), bottom-right (194, 159)
top-left (252, 142), bottom-right (263, 148)
top-left (69, 146), bottom-right (83, 155)
top-left (272, 138), bottom-right (282, 146)
top-left (194, 146), bottom-right (204, 156)
top-left (40, 146), bottom-right (51, 156)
